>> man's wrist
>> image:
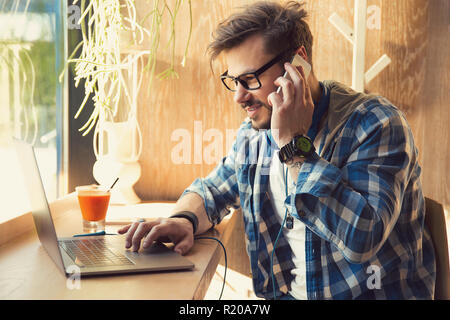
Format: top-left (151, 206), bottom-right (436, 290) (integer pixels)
top-left (170, 211), bottom-right (199, 234)
top-left (286, 156), bottom-right (305, 167)
top-left (278, 130), bottom-right (306, 149)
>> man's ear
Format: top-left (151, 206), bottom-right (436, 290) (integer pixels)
top-left (295, 46), bottom-right (309, 63)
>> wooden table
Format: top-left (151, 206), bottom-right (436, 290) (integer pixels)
top-left (0, 194), bottom-right (238, 300)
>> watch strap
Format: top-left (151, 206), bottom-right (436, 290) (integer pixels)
top-left (170, 211), bottom-right (199, 234)
top-left (279, 142), bottom-right (296, 163)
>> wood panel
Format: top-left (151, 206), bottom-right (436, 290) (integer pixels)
top-left (131, 0), bottom-right (449, 211)
top-left (133, 0), bottom-right (243, 201)
top-left (421, 0), bottom-right (450, 208)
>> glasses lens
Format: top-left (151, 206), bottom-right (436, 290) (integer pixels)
top-left (222, 77), bottom-right (238, 91)
top-left (241, 74), bottom-right (260, 90)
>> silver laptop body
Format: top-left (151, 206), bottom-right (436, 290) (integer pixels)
top-left (14, 138), bottom-right (194, 277)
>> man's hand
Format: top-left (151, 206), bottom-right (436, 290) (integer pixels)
top-left (268, 62), bottom-right (314, 148)
top-left (117, 217), bottom-right (194, 255)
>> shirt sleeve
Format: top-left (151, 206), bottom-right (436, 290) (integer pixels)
top-left (180, 122), bottom-right (247, 226)
top-left (286, 104), bottom-right (417, 264)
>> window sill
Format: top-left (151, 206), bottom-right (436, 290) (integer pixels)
top-left (0, 193), bottom-right (75, 247)
top-left (0, 211), bottom-right (34, 247)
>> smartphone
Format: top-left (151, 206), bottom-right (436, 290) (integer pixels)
top-left (276, 54), bottom-right (311, 94)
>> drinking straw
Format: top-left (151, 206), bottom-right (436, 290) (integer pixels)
top-left (108, 177), bottom-right (119, 191)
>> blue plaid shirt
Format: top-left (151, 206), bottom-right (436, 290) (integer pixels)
top-left (182, 80), bottom-right (436, 299)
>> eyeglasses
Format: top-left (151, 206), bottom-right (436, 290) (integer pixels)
top-left (220, 51), bottom-right (287, 92)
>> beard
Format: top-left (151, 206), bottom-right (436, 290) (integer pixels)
top-left (241, 99), bottom-right (272, 130)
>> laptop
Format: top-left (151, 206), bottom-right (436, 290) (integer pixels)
top-left (14, 138), bottom-right (194, 277)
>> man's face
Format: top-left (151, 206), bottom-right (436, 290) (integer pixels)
top-left (224, 35), bottom-right (283, 130)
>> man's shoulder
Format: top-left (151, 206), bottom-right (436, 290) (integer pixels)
top-left (323, 80), bottom-right (402, 132)
top-left (342, 97), bottom-right (415, 151)
top-left (353, 97), bottom-right (407, 128)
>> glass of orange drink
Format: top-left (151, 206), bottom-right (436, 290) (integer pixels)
top-left (76, 185), bottom-right (111, 233)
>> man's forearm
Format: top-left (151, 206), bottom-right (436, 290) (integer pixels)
top-left (172, 192), bottom-right (213, 235)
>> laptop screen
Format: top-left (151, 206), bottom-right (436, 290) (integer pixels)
top-left (14, 138), bottom-right (66, 275)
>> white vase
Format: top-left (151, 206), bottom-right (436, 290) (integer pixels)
top-left (92, 118), bottom-right (142, 204)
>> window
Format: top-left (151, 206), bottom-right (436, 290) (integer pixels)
top-left (0, 0), bottom-right (66, 222)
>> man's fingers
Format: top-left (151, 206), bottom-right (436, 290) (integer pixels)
top-left (124, 221), bottom-right (149, 249)
top-left (130, 223), bottom-right (149, 251)
top-left (267, 91), bottom-right (282, 109)
top-left (174, 237), bottom-right (193, 255)
top-left (285, 62), bottom-right (302, 84)
top-left (295, 64), bottom-right (312, 101)
top-left (285, 62), bottom-right (307, 100)
top-left (117, 224), bottom-right (132, 234)
top-left (130, 220), bottom-right (162, 251)
top-left (142, 220), bottom-right (194, 254)
top-left (124, 222), bottom-right (139, 248)
top-left (274, 76), bottom-right (295, 106)
top-left (143, 224), bottom-right (169, 248)
top-left (121, 218), bottom-right (194, 254)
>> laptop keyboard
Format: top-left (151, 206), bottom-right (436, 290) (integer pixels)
top-left (59, 238), bottom-right (134, 267)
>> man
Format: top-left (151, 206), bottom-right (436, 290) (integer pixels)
top-left (119, 1), bottom-right (436, 299)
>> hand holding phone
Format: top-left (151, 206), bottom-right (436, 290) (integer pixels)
top-left (276, 54), bottom-right (311, 94)
top-left (269, 53), bottom-right (314, 149)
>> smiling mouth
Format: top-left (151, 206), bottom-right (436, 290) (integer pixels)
top-left (245, 103), bottom-right (262, 117)
top-left (242, 101), bottom-right (272, 111)
top-left (246, 104), bottom-right (261, 112)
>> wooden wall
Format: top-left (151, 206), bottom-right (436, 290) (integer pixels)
top-left (132, 0), bottom-right (449, 211)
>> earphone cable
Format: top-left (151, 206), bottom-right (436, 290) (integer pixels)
top-left (195, 236), bottom-right (227, 300)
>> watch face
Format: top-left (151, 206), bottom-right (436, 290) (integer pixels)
top-left (296, 136), bottom-right (312, 153)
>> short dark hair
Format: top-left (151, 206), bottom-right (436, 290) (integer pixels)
top-left (208, 1), bottom-right (313, 68)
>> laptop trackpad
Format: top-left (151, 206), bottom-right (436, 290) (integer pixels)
top-left (123, 241), bottom-right (194, 270)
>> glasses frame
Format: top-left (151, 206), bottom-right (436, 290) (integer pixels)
top-left (220, 51), bottom-right (288, 92)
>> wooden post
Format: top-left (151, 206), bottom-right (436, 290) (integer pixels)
top-left (352, 0), bottom-right (367, 92)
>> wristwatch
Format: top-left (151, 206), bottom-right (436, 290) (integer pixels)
top-left (278, 135), bottom-right (315, 163)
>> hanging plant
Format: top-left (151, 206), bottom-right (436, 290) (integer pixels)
top-left (0, 1), bottom-right (38, 144)
top-left (59, 0), bottom-right (193, 136)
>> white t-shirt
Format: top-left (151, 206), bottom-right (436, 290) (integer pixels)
top-left (268, 150), bottom-right (308, 300)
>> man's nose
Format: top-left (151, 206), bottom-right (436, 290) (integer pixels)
top-left (233, 82), bottom-right (251, 105)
